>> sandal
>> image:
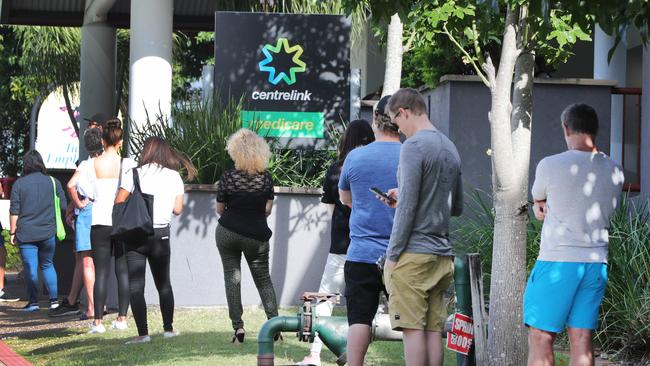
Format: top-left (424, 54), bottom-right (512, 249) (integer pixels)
top-left (232, 328), bottom-right (245, 343)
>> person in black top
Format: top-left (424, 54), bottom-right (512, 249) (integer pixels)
top-left (300, 119), bottom-right (375, 366)
top-left (215, 128), bottom-right (278, 344)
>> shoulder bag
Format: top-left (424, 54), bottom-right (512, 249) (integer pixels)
top-left (50, 177), bottom-right (66, 241)
top-left (111, 160), bottom-right (154, 239)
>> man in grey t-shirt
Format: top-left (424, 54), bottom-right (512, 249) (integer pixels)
top-left (524, 104), bottom-right (623, 366)
top-left (380, 88), bottom-right (463, 366)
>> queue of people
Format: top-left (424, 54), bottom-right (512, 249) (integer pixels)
top-left (0, 90), bottom-right (622, 366)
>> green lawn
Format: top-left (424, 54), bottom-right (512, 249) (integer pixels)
top-left (3, 307), bottom-right (418, 366)
top-left (5, 307), bottom-right (570, 365)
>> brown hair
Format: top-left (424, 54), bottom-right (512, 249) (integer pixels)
top-left (102, 118), bottom-right (123, 147)
top-left (387, 88), bottom-right (428, 116)
top-left (139, 136), bottom-right (197, 181)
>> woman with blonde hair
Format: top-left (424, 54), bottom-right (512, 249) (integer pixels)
top-left (215, 128), bottom-right (278, 343)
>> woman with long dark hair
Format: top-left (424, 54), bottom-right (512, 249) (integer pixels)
top-left (300, 119), bottom-right (374, 365)
top-left (9, 150), bottom-right (67, 312)
top-left (115, 136), bottom-right (196, 344)
top-left (215, 128), bottom-right (278, 344)
top-left (79, 118), bottom-right (135, 333)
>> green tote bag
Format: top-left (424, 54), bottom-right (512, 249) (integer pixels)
top-left (50, 177), bottom-right (66, 241)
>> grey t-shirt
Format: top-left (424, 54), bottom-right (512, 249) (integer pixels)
top-left (532, 150), bottom-right (624, 263)
top-left (387, 129), bottom-right (463, 261)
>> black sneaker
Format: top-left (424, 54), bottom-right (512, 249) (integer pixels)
top-left (0, 289), bottom-right (20, 302)
top-left (49, 299), bottom-right (80, 317)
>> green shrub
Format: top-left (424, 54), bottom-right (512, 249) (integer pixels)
top-left (268, 148), bottom-right (334, 188)
top-left (129, 98), bottom-right (341, 187)
top-left (128, 98), bottom-right (242, 184)
top-left (1, 229), bottom-right (22, 271)
top-left (596, 197), bottom-right (650, 360)
top-left (454, 192), bottom-right (650, 361)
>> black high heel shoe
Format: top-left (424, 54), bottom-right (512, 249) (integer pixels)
top-left (232, 328), bottom-right (245, 343)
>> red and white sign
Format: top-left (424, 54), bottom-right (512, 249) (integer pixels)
top-left (446, 313), bottom-right (474, 355)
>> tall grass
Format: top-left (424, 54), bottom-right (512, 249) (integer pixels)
top-left (128, 98), bottom-right (242, 184)
top-left (597, 197), bottom-right (650, 361)
top-left (454, 192), bottom-right (650, 361)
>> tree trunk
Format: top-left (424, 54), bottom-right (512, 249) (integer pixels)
top-left (486, 5), bottom-right (530, 366)
top-left (62, 83), bottom-right (80, 136)
top-left (381, 13), bottom-right (403, 97)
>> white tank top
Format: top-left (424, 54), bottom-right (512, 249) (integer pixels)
top-left (80, 157), bottom-right (137, 226)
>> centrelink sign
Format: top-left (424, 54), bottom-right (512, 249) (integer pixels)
top-left (214, 12), bottom-right (351, 146)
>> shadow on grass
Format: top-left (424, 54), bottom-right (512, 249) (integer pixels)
top-left (2, 327), bottom-right (81, 340)
top-left (25, 331), bottom-right (240, 366)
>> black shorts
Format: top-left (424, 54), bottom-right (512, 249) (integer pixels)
top-left (344, 260), bottom-right (387, 326)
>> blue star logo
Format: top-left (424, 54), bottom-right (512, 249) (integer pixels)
top-left (258, 38), bottom-right (307, 86)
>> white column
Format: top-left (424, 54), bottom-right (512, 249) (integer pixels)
top-left (79, 22), bottom-right (116, 159)
top-left (594, 25), bottom-right (626, 164)
top-left (641, 48), bottom-right (650, 197)
top-left (128, 0), bottom-right (173, 139)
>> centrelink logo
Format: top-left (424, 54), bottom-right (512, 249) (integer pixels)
top-left (258, 38), bottom-right (306, 86)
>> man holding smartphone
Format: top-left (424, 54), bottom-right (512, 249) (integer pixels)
top-left (382, 88), bottom-right (463, 366)
top-left (338, 95), bottom-right (401, 366)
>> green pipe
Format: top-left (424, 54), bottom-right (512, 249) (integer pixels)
top-left (312, 315), bottom-right (349, 365)
top-left (454, 256), bottom-right (472, 316)
top-left (257, 316), bottom-right (301, 366)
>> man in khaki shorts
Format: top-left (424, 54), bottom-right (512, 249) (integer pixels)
top-left (379, 88), bottom-right (463, 366)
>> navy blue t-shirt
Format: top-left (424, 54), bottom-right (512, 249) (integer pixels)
top-left (338, 141), bottom-right (401, 264)
top-left (9, 172), bottom-right (67, 243)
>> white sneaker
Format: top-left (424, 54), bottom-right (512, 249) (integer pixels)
top-left (125, 335), bottom-right (151, 344)
top-left (88, 323), bottom-right (106, 334)
top-left (163, 331), bottom-right (180, 338)
top-left (111, 320), bottom-right (129, 330)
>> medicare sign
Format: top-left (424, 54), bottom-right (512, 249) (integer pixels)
top-left (214, 12), bottom-right (351, 146)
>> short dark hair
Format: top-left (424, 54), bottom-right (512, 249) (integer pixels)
top-left (561, 103), bottom-right (599, 137)
top-left (337, 119), bottom-right (375, 165)
top-left (387, 88), bottom-right (428, 116)
top-left (22, 150), bottom-right (46, 175)
top-left (84, 127), bottom-right (103, 156)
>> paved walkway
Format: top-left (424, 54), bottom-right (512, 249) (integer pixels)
top-left (0, 274), bottom-right (84, 366)
top-left (0, 339), bottom-right (32, 366)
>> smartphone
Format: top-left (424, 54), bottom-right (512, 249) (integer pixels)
top-left (370, 187), bottom-right (395, 203)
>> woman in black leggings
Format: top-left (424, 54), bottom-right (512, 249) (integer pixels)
top-left (78, 119), bottom-right (136, 333)
top-left (115, 137), bottom-right (196, 344)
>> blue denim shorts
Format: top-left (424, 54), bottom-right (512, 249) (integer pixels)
top-left (523, 260), bottom-right (608, 333)
top-left (75, 203), bottom-right (93, 252)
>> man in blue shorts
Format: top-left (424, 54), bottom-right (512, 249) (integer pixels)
top-left (338, 95), bottom-right (401, 366)
top-left (524, 104), bottom-right (624, 366)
